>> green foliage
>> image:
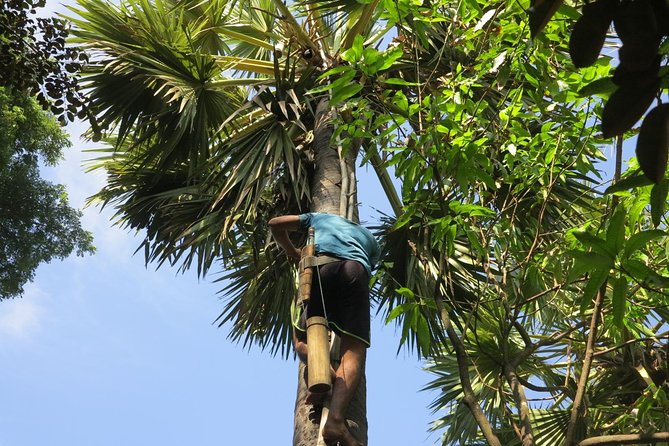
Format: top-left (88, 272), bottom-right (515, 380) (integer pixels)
top-left (358, 0), bottom-right (669, 444)
top-left (0, 0), bottom-right (88, 123)
top-left (0, 87), bottom-right (94, 298)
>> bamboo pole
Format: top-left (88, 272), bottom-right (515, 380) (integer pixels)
top-left (298, 228), bottom-right (316, 306)
top-left (317, 333), bottom-right (341, 446)
top-left (300, 227), bottom-right (332, 393)
top-left (307, 316), bottom-right (332, 393)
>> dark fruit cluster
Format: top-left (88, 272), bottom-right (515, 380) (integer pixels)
top-left (569, 0), bottom-right (669, 183)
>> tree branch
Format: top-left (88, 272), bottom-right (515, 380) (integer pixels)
top-left (431, 258), bottom-right (502, 446)
top-left (513, 320), bottom-right (588, 366)
top-left (437, 303), bottom-right (502, 446)
top-left (577, 432), bottom-right (669, 446)
top-left (593, 332), bottom-right (669, 357)
top-left (503, 364), bottom-right (535, 446)
top-left (563, 284), bottom-right (606, 446)
top-left (516, 374), bottom-right (570, 395)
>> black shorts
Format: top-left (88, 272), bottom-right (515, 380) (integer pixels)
top-left (295, 259), bottom-right (371, 347)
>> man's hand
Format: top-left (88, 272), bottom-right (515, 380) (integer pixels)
top-left (287, 248), bottom-right (301, 264)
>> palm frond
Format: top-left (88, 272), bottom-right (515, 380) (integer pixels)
top-left (71, 0), bottom-right (248, 175)
top-left (214, 241), bottom-right (297, 357)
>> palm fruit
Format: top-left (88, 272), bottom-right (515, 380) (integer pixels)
top-left (612, 56), bottom-right (660, 86)
top-left (614, 0), bottom-right (661, 71)
top-left (529, 0), bottom-right (565, 38)
top-left (569, 0), bottom-right (618, 68)
top-left (636, 103), bottom-right (669, 183)
top-left (652, 0), bottom-right (669, 36)
top-left (601, 78), bottom-right (659, 137)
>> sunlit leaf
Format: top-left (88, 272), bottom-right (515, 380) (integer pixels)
top-left (611, 275), bottom-right (627, 328)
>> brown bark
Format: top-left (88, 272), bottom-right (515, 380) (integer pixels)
top-left (292, 99), bottom-right (368, 446)
top-left (310, 100), bottom-right (341, 216)
top-left (563, 285), bottom-right (606, 446)
top-left (438, 305), bottom-right (502, 446)
top-left (503, 365), bottom-right (534, 446)
top-left (577, 432), bottom-right (669, 446)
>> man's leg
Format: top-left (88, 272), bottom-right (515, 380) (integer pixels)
top-left (322, 334), bottom-right (366, 446)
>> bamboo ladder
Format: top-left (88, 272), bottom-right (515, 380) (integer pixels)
top-left (298, 227), bottom-right (339, 445)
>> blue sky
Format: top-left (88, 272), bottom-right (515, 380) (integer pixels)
top-left (0, 5), bottom-right (440, 443)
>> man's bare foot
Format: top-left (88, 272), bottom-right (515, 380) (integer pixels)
top-left (322, 418), bottom-right (363, 446)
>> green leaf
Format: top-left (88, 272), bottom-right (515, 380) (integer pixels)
top-left (381, 78), bottom-right (421, 87)
top-left (578, 76), bottom-right (616, 97)
top-left (604, 173), bottom-right (653, 194)
top-left (649, 274), bottom-right (669, 288)
top-left (308, 69), bottom-right (357, 95)
top-left (605, 207), bottom-right (626, 254)
top-left (397, 287), bottom-right (415, 299)
top-left (568, 250), bottom-right (613, 282)
top-left (573, 231), bottom-right (615, 258)
top-left (330, 82), bottom-right (363, 105)
top-left (317, 65), bottom-right (354, 80)
top-left (622, 258), bottom-right (656, 281)
top-left (416, 312), bottom-right (431, 356)
top-left (341, 34), bottom-right (364, 63)
top-left (623, 229), bottom-right (666, 258)
top-left (362, 47), bottom-right (382, 74)
top-left (650, 180), bottom-right (669, 227)
top-left (580, 267), bottom-right (609, 314)
top-left (385, 302), bottom-right (414, 323)
top-left (377, 46), bottom-right (404, 72)
top-left (449, 202), bottom-right (495, 217)
top-left (611, 275), bottom-right (627, 328)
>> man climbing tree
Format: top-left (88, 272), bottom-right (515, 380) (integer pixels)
top-left (269, 213), bottom-right (379, 446)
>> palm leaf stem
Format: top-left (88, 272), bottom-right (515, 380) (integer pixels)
top-left (205, 78), bottom-right (274, 88)
top-left (208, 25), bottom-right (276, 50)
top-left (341, 0), bottom-right (379, 49)
top-left (437, 296), bottom-right (503, 446)
top-left (433, 255), bottom-right (503, 446)
top-left (215, 55), bottom-right (279, 76)
top-left (578, 432), bottom-right (669, 446)
top-left (273, 0), bottom-right (317, 50)
top-left (365, 20), bottom-right (394, 46)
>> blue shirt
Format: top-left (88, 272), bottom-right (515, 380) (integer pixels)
top-left (299, 213), bottom-right (379, 275)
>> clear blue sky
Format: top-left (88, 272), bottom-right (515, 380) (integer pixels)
top-left (0, 5), bottom-right (440, 443)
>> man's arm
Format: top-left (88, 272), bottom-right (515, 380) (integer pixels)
top-left (269, 215), bottom-right (302, 262)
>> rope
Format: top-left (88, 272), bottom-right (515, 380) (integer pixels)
top-left (314, 260), bottom-right (330, 324)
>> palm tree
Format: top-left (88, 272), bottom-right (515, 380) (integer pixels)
top-left (68, 0), bottom-right (406, 443)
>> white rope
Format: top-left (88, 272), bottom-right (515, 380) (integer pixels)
top-left (314, 260), bottom-right (330, 324)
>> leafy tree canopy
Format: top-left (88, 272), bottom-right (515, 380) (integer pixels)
top-left (0, 0), bottom-right (94, 299)
top-left (0, 87), bottom-right (95, 299)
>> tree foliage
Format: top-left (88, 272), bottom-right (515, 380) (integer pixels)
top-left (0, 87), bottom-right (95, 299)
top-left (361, 2), bottom-right (669, 445)
top-left (537, 0), bottom-right (669, 222)
top-left (0, 0), bottom-right (94, 299)
top-left (1, 0), bottom-right (89, 124)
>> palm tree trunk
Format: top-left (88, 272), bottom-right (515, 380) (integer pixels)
top-left (293, 99), bottom-right (368, 446)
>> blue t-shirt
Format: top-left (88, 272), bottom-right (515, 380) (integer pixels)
top-left (299, 213), bottom-right (379, 275)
